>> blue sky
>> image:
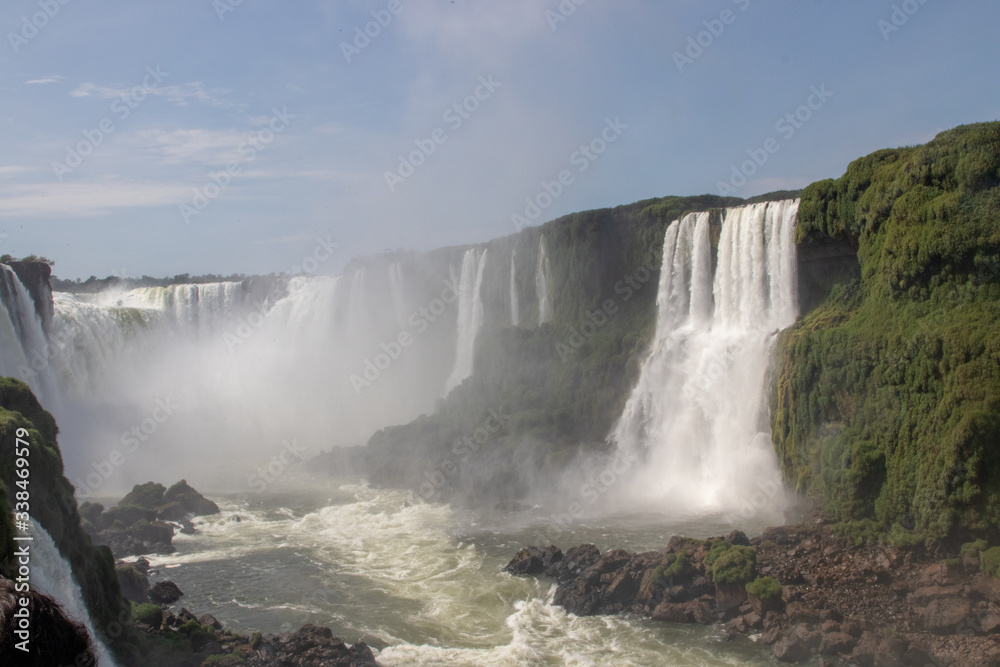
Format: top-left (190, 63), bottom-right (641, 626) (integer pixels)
top-left (0, 0), bottom-right (997, 280)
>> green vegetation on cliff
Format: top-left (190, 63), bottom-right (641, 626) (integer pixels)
top-left (772, 122), bottom-right (1000, 540)
top-left (0, 377), bottom-right (127, 632)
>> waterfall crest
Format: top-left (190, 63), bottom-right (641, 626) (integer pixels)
top-left (611, 200), bottom-right (799, 515)
top-left (535, 237), bottom-right (551, 325)
top-left (445, 248), bottom-right (488, 393)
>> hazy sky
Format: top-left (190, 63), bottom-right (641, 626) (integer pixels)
top-left (0, 1), bottom-right (996, 279)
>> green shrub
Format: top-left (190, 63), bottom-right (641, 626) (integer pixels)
top-left (980, 547), bottom-right (1000, 578)
top-left (746, 576), bottom-right (782, 600)
top-left (710, 546), bottom-right (757, 585)
top-left (132, 603), bottom-right (163, 628)
top-left (961, 539), bottom-right (988, 557)
top-left (704, 539), bottom-right (732, 568)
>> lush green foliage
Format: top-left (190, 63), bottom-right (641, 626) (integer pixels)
top-left (133, 603), bottom-right (164, 629)
top-left (745, 576), bottom-right (782, 600)
top-left (0, 377), bottom-right (127, 633)
top-left (961, 539), bottom-right (989, 557)
top-left (773, 122), bottom-right (1000, 540)
top-left (981, 547), bottom-right (1000, 578)
top-left (650, 552), bottom-right (694, 586)
top-left (709, 545), bottom-right (757, 585)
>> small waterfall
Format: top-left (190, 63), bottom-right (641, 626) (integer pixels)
top-left (347, 267), bottom-right (367, 334)
top-left (445, 248), bottom-right (488, 393)
top-left (30, 521), bottom-right (118, 666)
top-left (535, 236), bottom-right (551, 325)
top-left (111, 282), bottom-right (245, 336)
top-left (509, 249), bottom-right (520, 327)
top-left (388, 263), bottom-right (408, 328)
top-left (611, 200), bottom-right (799, 515)
top-left (0, 265), bottom-right (58, 402)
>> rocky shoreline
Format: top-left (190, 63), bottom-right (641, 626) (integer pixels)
top-left (89, 482), bottom-right (381, 667)
top-left (505, 521), bottom-right (1000, 666)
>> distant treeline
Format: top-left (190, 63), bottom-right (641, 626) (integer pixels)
top-left (50, 273), bottom-right (272, 293)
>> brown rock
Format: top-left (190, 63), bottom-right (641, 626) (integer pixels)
top-left (773, 624), bottom-right (821, 663)
top-left (922, 598), bottom-right (973, 633)
top-left (874, 635), bottom-right (908, 666)
top-left (819, 631), bottom-right (856, 656)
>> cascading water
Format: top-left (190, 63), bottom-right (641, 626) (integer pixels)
top-left (347, 267), bottom-right (367, 334)
top-left (30, 521), bottom-right (118, 666)
top-left (0, 265), bottom-right (58, 403)
top-left (509, 249), bottom-right (520, 327)
top-left (388, 263), bottom-right (408, 328)
top-left (535, 237), bottom-right (551, 325)
top-left (445, 248), bottom-right (488, 393)
top-left (610, 200), bottom-right (799, 517)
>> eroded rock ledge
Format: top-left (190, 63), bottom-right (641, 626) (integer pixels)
top-left (505, 523), bottom-right (1000, 666)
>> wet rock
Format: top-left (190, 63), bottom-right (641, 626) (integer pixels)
top-left (199, 614), bottom-right (223, 631)
top-left (115, 563), bottom-right (150, 604)
top-left (773, 624), bottom-right (821, 662)
top-left (149, 580), bottom-right (184, 605)
top-left (503, 545), bottom-right (563, 576)
top-left (819, 631), bottom-right (856, 656)
top-left (922, 598), bottom-right (973, 633)
top-left (726, 529), bottom-right (751, 546)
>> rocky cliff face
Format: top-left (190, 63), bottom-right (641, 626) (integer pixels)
top-left (0, 378), bottom-right (127, 635)
top-left (5, 260), bottom-right (54, 334)
top-left (772, 122), bottom-right (1000, 539)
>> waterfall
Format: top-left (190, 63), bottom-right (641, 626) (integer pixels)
top-left (535, 236), bottom-right (551, 325)
top-left (0, 265), bottom-right (58, 402)
top-left (445, 248), bottom-right (488, 393)
top-left (509, 249), bottom-right (520, 327)
top-left (611, 200), bottom-right (799, 515)
top-left (388, 263), bottom-right (408, 328)
top-left (347, 267), bottom-right (367, 334)
top-left (30, 521), bottom-right (118, 666)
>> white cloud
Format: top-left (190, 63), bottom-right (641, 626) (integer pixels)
top-left (70, 81), bottom-right (235, 108)
top-left (127, 128), bottom-right (247, 165)
top-left (0, 179), bottom-right (191, 218)
top-left (0, 166), bottom-right (36, 178)
top-left (24, 76), bottom-right (64, 85)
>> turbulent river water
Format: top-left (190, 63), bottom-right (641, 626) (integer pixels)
top-left (135, 479), bottom-right (779, 666)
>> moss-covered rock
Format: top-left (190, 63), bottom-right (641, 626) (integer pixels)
top-left (0, 377), bottom-right (128, 637)
top-left (772, 122), bottom-right (1000, 540)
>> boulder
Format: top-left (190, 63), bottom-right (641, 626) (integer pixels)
top-left (773, 624), bottom-right (821, 662)
top-left (161, 480), bottom-right (220, 517)
top-left (115, 563), bottom-right (150, 604)
top-left (921, 598), bottom-right (973, 633)
top-left (819, 631), bottom-right (856, 656)
top-left (503, 546), bottom-right (562, 576)
top-left (149, 580), bottom-right (184, 605)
